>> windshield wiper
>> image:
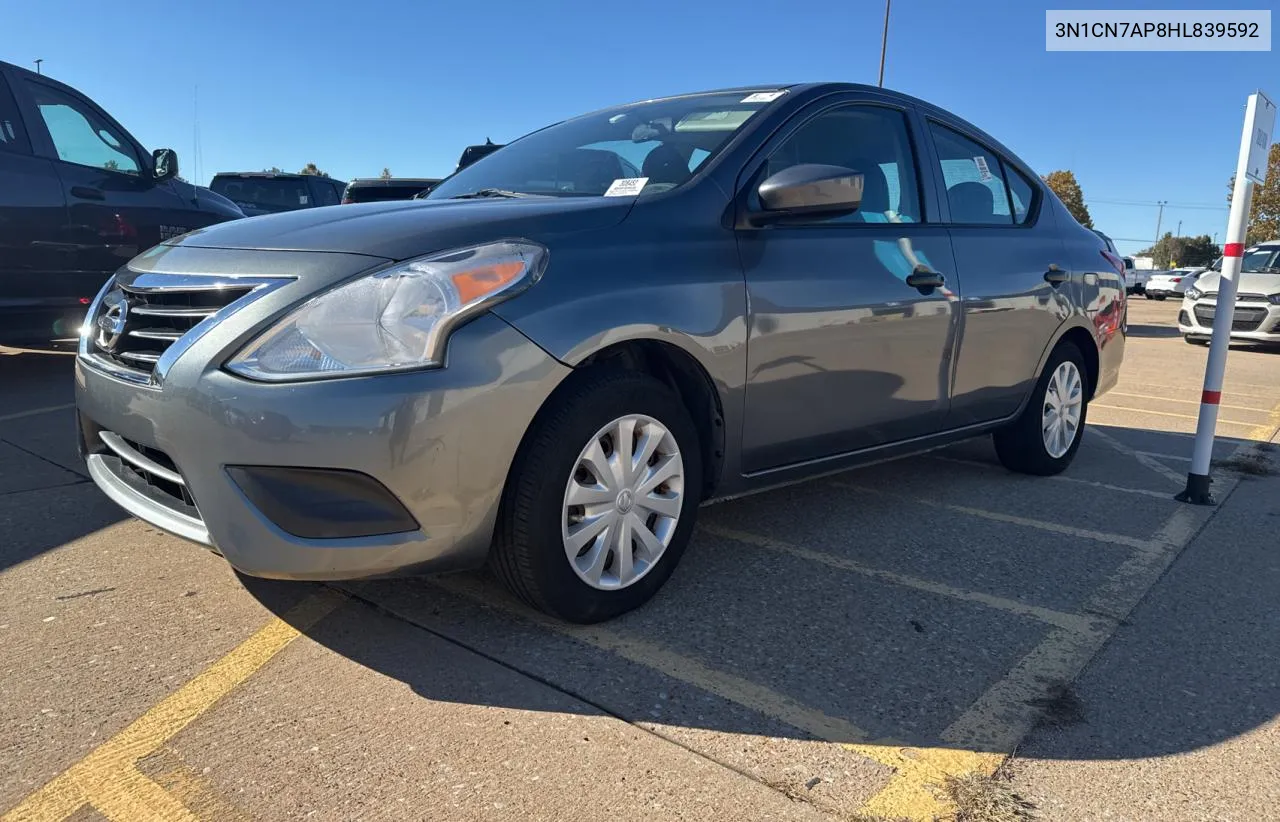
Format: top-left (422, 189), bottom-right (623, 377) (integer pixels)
top-left (450, 188), bottom-right (538, 199)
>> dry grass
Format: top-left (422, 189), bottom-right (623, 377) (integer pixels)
top-left (942, 771), bottom-right (1037, 822)
top-left (1213, 450), bottom-right (1276, 477)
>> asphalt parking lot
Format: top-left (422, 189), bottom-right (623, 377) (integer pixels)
top-left (3, 298), bottom-right (1278, 821)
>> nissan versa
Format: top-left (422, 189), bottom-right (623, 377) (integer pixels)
top-left (75, 84), bottom-right (1125, 623)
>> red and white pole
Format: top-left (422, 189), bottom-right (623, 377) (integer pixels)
top-left (1178, 91), bottom-right (1276, 505)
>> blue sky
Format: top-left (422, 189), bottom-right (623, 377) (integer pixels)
top-left (7, 0), bottom-right (1276, 253)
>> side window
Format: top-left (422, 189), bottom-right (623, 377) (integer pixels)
top-left (25, 81), bottom-right (140, 174)
top-left (1002, 161), bottom-right (1035, 224)
top-left (928, 123), bottom-right (1011, 225)
top-left (762, 105), bottom-right (921, 224)
top-left (0, 75), bottom-right (31, 154)
top-left (315, 179), bottom-right (340, 206)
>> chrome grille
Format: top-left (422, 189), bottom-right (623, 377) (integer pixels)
top-left (90, 284), bottom-right (252, 375)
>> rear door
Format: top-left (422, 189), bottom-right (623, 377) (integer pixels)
top-left (924, 120), bottom-right (1072, 426)
top-left (19, 75), bottom-right (195, 287)
top-left (737, 94), bottom-right (960, 472)
top-left (0, 67), bottom-right (73, 334)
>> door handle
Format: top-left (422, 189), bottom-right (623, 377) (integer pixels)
top-left (70, 186), bottom-right (105, 201)
top-left (905, 268), bottom-right (945, 294)
top-left (1044, 267), bottom-right (1069, 287)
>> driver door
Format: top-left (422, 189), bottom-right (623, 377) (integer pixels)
top-left (20, 75), bottom-right (187, 291)
top-left (736, 97), bottom-right (960, 473)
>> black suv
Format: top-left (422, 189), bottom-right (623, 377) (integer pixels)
top-left (209, 172), bottom-right (347, 216)
top-left (0, 60), bottom-right (244, 343)
top-left (341, 177), bottom-right (442, 204)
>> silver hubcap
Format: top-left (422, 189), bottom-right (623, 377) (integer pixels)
top-left (1042, 361), bottom-right (1083, 459)
top-left (562, 414), bottom-right (684, 591)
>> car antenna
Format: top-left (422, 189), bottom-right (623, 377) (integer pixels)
top-left (192, 85), bottom-right (200, 205)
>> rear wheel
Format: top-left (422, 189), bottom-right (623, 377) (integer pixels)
top-left (994, 341), bottom-right (1089, 476)
top-left (491, 370), bottom-right (702, 623)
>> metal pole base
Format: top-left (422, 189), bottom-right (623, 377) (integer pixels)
top-left (1175, 472), bottom-right (1216, 505)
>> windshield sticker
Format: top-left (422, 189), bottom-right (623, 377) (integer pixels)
top-left (973, 156), bottom-right (993, 182)
top-left (604, 177), bottom-right (649, 197)
top-left (741, 91), bottom-right (786, 103)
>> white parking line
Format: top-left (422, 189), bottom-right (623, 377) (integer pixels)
top-left (0, 403), bottom-right (75, 424)
top-left (1089, 427), bottom-right (1186, 485)
top-left (831, 482), bottom-right (1167, 553)
top-left (702, 524), bottom-right (1099, 633)
top-left (1105, 391), bottom-right (1272, 414)
top-left (427, 575), bottom-right (872, 743)
top-left (929, 455), bottom-right (1175, 500)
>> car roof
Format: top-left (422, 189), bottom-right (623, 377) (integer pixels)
top-left (213, 171), bottom-right (340, 181)
top-left (346, 178), bottom-right (442, 186)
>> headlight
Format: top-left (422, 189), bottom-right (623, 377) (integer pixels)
top-left (227, 240), bottom-right (547, 381)
top-left (1185, 286), bottom-right (1202, 300)
top-left (1269, 293), bottom-right (1280, 305)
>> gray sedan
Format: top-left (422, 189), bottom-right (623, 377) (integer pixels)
top-left (75, 84), bottom-right (1125, 622)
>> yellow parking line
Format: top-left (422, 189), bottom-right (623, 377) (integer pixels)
top-left (2, 590), bottom-right (344, 822)
top-left (702, 524), bottom-right (1098, 632)
top-left (1105, 391), bottom-right (1272, 413)
top-left (832, 483), bottom-right (1167, 553)
top-left (1092, 404), bottom-right (1256, 426)
top-left (849, 504), bottom-right (1203, 820)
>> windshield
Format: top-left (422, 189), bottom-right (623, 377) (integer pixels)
top-left (427, 90), bottom-right (784, 200)
top-left (210, 176), bottom-right (314, 212)
top-left (1241, 248), bottom-right (1280, 273)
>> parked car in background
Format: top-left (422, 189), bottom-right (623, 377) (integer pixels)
top-left (209, 171), bottom-right (346, 216)
top-left (0, 60), bottom-right (244, 344)
top-left (1144, 267), bottom-right (1203, 300)
top-left (1179, 241), bottom-right (1280, 345)
top-left (341, 177), bottom-right (442, 204)
top-left (75, 83), bottom-right (1124, 623)
top-left (457, 140), bottom-right (504, 170)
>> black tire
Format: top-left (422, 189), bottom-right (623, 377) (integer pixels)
top-left (490, 369), bottom-right (703, 623)
top-left (1185, 336), bottom-right (1209, 346)
top-left (993, 341), bottom-right (1090, 476)
top-left (1152, 294), bottom-right (1167, 301)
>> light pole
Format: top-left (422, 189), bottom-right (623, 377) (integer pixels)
top-left (1176, 219), bottom-right (1182, 238)
top-left (33, 59), bottom-right (42, 75)
top-left (878, 0), bottom-right (891, 87)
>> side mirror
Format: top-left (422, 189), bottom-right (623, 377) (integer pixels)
top-left (755, 163), bottom-right (864, 223)
top-left (152, 148), bottom-right (178, 182)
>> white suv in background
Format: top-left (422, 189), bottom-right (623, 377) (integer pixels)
top-left (1179, 242), bottom-right (1280, 345)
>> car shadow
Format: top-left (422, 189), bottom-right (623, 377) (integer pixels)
top-left (1126, 323), bottom-right (1181, 339)
top-left (248, 423), bottom-right (1279, 763)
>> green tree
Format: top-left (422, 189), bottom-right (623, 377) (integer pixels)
top-left (299, 162), bottom-right (327, 177)
top-left (379, 167), bottom-right (392, 179)
top-left (103, 159), bottom-right (119, 171)
top-left (1228, 143), bottom-right (1280, 245)
top-left (1138, 233), bottom-right (1221, 269)
top-left (1042, 170), bottom-right (1093, 228)
top-left (263, 166), bottom-right (284, 173)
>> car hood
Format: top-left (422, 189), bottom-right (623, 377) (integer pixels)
top-left (1192, 271), bottom-right (1280, 298)
top-left (165, 197), bottom-right (633, 260)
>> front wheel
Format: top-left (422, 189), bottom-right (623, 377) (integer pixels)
top-left (491, 369), bottom-right (702, 623)
top-left (993, 341), bottom-right (1089, 476)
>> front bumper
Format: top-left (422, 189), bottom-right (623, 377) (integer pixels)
top-left (1177, 297), bottom-right (1280, 342)
top-left (76, 308), bottom-right (571, 581)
